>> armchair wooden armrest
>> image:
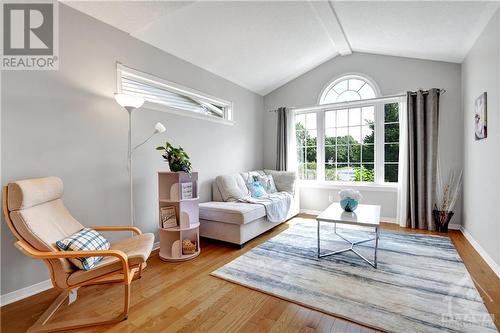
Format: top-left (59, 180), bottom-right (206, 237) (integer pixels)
top-left (2, 182), bottom-right (142, 331)
top-left (14, 241), bottom-right (131, 283)
top-left (91, 226), bottom-right (142, 235)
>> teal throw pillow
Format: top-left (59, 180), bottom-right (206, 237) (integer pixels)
top-left (247, 177), bottom-right (267, 198)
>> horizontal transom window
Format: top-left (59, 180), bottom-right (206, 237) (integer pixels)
top-left (117, 63), bottom-right (233, 123)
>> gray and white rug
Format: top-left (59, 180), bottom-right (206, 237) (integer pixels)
top-left (212, 219), bottom-right (497, 333)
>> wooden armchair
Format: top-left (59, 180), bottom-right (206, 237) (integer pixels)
top-left (3, 177), bottom-right (154, 332)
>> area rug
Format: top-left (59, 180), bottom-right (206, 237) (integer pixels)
top-left (211, 219), bottom-right (497, 333)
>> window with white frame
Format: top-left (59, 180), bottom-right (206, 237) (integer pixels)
top-left (321, 76), bottom-right (376, 103)
top-left (295, 74), bottom-right (402, 184)
top-left (296, 113), bottom-right (317, 180)
top-left (117, 64), bottom-right (233, 123)
top-left (383, 103), bottom-right (400, 182)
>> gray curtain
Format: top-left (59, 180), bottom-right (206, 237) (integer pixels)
top-left (276, 107), bottom-right (288, 171)
top-left (406, 89), bottom-right (440, 230)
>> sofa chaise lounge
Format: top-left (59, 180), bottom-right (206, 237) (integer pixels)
top-left (199, 170), bottom-right (299, 246)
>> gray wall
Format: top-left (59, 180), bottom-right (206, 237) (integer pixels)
top-left (461, 9), bottom-right (500, 268)
top-left (1, 4), bottom-right (264, 295)
top-left (263, 52), bottom-right (462, 221)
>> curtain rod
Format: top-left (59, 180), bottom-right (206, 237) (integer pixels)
top-left (268, 89), bottom-right (446, 112)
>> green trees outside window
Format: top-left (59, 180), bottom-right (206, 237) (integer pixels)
top-left (295, 102), bottom-right (400, 183)
top-left (384, 103), bottom-right (399, 183)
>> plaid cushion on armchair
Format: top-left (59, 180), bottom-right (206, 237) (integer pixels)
top-left (56, 228), bottom-right (110, 270)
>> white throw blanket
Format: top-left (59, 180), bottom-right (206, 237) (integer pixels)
top-left (239, 192), bottom-right (292, 223)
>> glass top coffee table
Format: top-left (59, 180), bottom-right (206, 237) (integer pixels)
top-left (316, 203), bottom-right (381, 268)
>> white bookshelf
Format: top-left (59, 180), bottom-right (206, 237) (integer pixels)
top-left (158, 172), bottom-right (200, 262)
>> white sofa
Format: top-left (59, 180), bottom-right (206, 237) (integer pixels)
top-left (199, 170), bottom-right (299, 246)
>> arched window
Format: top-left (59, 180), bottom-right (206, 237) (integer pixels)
top-left (294, 73), bottom-right (401, 184)
top-left (319, 75), bottom-right (378, 104)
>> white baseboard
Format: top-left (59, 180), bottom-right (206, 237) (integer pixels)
top-left (381, 217), bottom-right (397, 224)
top-left (459, 226), bottom-right (500, 279)
top-left (299, 209), bottom-right (321, 215)
top-left (0, 279), bottom-right (53, 307)
top-left (448, 223), bottom-right (461, 230)
top-left (0, 241), bottom-right (162, 307)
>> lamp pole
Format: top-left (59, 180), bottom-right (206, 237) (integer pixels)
top-left (127, 108), bottom-right (134, 226)
top-left (115, 93), bottom-right (165, 228)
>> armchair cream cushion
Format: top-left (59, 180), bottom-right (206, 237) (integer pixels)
top-left (4, 176), bottom-right (155, 331)
top-left (67, 233), bottom-right (154, 286)
top-left (10, 199), bottom-right (84, 271)
top-left (8, 178), bottom-right (83, 287)
top-left (6, 176), bottom-right (154, 289)
top-left (8, 176), bottom-right (63, 210)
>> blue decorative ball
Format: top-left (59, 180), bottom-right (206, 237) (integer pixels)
top-left (340, 197), bottom-right (358, 212)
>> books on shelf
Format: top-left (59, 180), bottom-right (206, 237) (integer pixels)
top-left (181, 182), bottom-right (193, 199)
top-left (160, 206), bottom-right (177, 229)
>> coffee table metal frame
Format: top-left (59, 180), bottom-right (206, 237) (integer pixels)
top-left (316, 204), bottom-right (381, 268)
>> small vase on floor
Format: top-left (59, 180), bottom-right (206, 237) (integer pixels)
top-left (432, 210), bottom-right (454, 232)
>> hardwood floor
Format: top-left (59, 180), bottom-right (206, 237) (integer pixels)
top-left (1, 215), bottom-right (499, 333)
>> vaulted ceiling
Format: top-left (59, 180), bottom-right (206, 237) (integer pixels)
top-left (64, 1), bottom-right (499, 96)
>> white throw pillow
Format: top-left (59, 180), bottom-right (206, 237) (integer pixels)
top-left (215, 174), bottom-right (250, 202)
top-left (264, 170), bottom-right (297, 194)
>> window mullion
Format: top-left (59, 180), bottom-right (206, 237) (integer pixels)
top-left (375, 102), bottom-right (385, 184)
top-left (317, 110), bottom-right (325, 181)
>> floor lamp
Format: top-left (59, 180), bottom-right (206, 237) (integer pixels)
top-left (114, 93), bottom-right (166, 226)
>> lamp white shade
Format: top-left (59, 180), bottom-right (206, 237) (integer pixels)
top-left (114, 93), bottom-right (144, 109)
top-left (154, 122), bottom-right (166, 134)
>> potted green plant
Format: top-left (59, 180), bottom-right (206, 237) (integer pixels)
top-left (156, 142), bottom-right (192, 174)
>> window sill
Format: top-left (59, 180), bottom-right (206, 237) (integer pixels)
top-left (298, 180), bottom-right (398, 192)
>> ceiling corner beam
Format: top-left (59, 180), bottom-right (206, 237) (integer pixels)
top-left (309, 0), bottom-right (352, 56)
